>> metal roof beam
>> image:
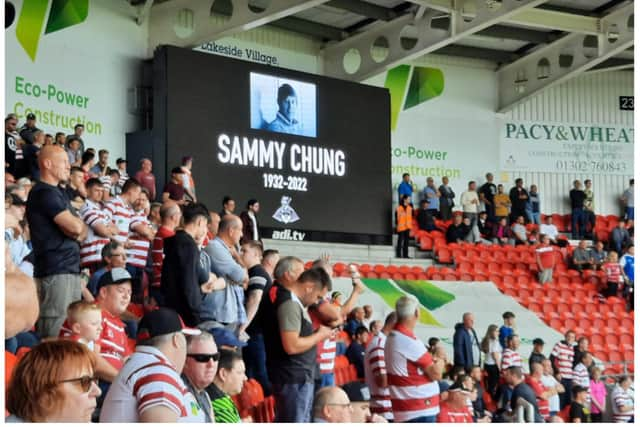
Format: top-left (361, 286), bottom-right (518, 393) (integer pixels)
top-left (326, 0), bottom-right (398, 21)
top-left (409, 0), bottom-right (601, 34)
top-left (148, 0), bottom-right (329, 53)
top-left (587, 57), bottom-right (633, 72)
top-left (435, 44), bottom-right (516, 63)
top-left (271, 16), bottom-right (348, 40)
top-left (497, 2), bottom-right (633, 112)
top-left (322, 0), bottom-right (547, 81)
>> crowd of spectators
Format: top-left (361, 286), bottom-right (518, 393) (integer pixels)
top-left (3, 113), bottom-right (636, 424)
top-left (400, 172), bottom-right (635, 307)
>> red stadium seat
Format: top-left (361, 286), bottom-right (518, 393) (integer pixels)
top-left (386, 265), bottom-right (398, 274)
top-left (605, 334), bottom-right (619, 347)
top-left (460, 273), bottom-right (474, 282)
top-left (489, 274), bottom-right (502, 287)
top-left (437, 248), bottom-right (453, 264)
top-left (431, 273), bottom-right (444, 281)
top-left (405, 273), bottom-right (417, 280)
top-left (474, 273), bottom-right (489, 282)
top-left (373, 264), bottom-right (385, 274)
top-left (458, 261), bottom-right (473, 274)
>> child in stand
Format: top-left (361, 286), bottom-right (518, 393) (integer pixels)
top-left (602, 252), bottom-right (627, 298)
top-left (65, 300), bottom-right (102, 352)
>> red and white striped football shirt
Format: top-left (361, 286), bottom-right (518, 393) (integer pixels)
top-left (550, 341), bottom-right (574, 379)
top-left (105, 196), bottom-right (134, 244)
top-left (385, 324), bottom-right (439, 422)
top-left (99, 346), bottom-right (205, 422)
top-left (365, 332), bottom-right (393, 421)
top-left (501, 348), bottom-right (523, 371)
top-left (309, 299), bottom-right (337, 375)
top-left (79, 199), bottom-right (112, 267)
top-left (127, 213), bottom-right (152, 269)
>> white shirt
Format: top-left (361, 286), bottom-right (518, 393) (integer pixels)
top-left (460, 191), bottom-right (479, 213)
top-left (248, 211), bottom-right (259, 241)
top-left (540, 374), bottom-right (561, 412)
top-left (540, 223), bottom-right (559, 240)
top-left (484, 339), bottom-right (502, 366)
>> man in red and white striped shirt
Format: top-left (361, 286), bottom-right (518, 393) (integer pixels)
top-left (550, 330), bottom-right (576, 409)
top-left (385, 295), bottom-right (444, 422)
top-left (150, 201), bottom-right (181, 306)
top-left (80, 178), bottom-right (119, 272)
top-left (105, 179), bottom-right (153, 303)
top-left (501, 334), bottom-right (523, 371)
top-left (364, 311), bottom-right (397, 421)
top-left (100, 307), bottom-right (203, 422)
top-left (611, 376), bottom-right (634, 423)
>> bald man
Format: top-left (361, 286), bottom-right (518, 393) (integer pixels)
top-left (203, 215), bottom-right (249, 333)
top-left (313, 387), bottom-right (353, 423)
top-left (150, 200), bottom-right (182, 307)
top-left (26, 145), bottom-right (88, 337)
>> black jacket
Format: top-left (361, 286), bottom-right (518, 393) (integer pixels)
top-left (446, 223), bottom-right (470, 243)
top-left (160, 230), bottom-right (203, 326)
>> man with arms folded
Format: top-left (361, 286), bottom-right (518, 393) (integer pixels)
top-left (26, 144), bottom-right (87, 338)
top-left (385, 295), bottom-right (444, 422)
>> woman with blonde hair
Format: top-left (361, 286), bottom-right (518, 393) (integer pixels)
top-left (480, 324), bottom-right (502, 399)
top-left (6, 340), bottom-right (101, 422)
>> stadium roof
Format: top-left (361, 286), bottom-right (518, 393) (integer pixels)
top-left (132, 0), bottom-right (634, 111)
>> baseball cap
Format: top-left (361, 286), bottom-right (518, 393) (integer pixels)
top-left (26, 113), bottom-right (36, 120)
top-left (116, 158), bottom-right (127, 165)
top-left (448, 381), bottom-right (470, 393)
top-left (342, 381), bottom-right (370, 402)
top-left (96, 267), bottom-right (132, 292)
top-left (137, 307), bottom-right (201, 342)
top-left (210, 327), bottom-right (247, 348)
top-left (533, 338), bottom-right (545, 345)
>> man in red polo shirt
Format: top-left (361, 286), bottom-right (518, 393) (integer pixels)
top-left (536, 235), bottom-right (556, 285)
top-left (384, 295), bottom-right (444, 422)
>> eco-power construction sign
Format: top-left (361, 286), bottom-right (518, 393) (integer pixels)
top-left (500, 120), bottom-right (634, 175)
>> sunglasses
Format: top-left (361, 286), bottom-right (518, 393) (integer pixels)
top-left (59, 375), bottom-right (99, 392)
top-left (188, 353), bottom-right (220, 363)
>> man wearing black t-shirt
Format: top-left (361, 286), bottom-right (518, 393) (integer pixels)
top-left (479, 173), bottom-right (497, 222)
top-left (259, 260), bottom-right (334, 422)
top-left (242, 240), bottom-right (274, 395)
top-left (26, 145), bottom-right (88, 338)
top-left (504, 366), bottom-right (544, 422)
top-left (569, 385), bottom-right (591, 423)
top-left (569, 180), bottom-right (586, 239)
top-left (509, 178), bottom-right (529, 223)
